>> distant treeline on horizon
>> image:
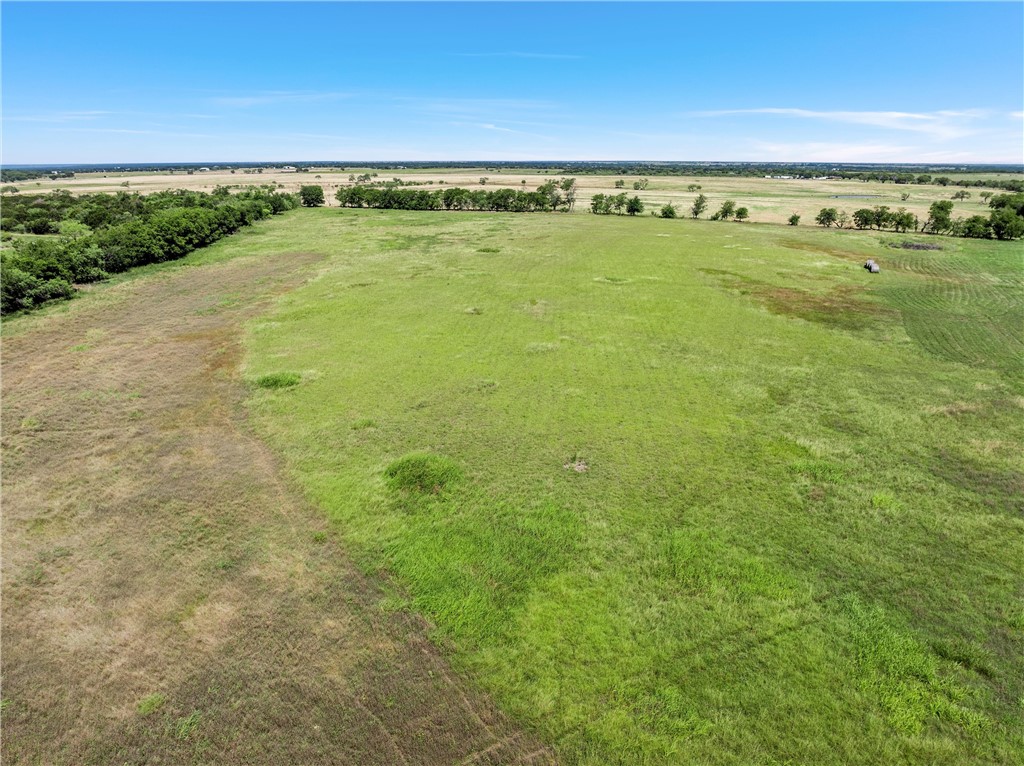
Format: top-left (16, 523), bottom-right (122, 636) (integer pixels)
top-left (6, 161), bottom-right (1023, 192)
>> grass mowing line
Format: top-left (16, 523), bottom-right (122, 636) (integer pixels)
top-left (245, 208), bottom-right (1024, 765)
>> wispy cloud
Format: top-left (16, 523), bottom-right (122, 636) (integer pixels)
top-left (208, 91), bottom-right (350, 108)
top-left (50, 127), bottom-right (219, 140)
top-left (747, 140), bottom-right (1012, 164)
top-left (1011, 111), bottom-right (1024, 120)
top-left (6, 110), bottom-right (114, 123)
top-left (456, 51), bottom-right (583, 60)
top-left (693, 107), bottom-right (989, 140)
top-left (448, 121), bottom-right (555, 141)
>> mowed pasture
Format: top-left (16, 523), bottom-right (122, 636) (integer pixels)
top-left (242, 209), bottom-right (1024, 764)
top-left (20, 166), bottom-right (1023, 226)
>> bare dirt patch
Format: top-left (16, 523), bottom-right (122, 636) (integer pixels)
top-left (1, 251), bottom-right (553, 764)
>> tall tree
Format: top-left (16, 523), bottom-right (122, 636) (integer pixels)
top-left (815, 207), bottom-right (838, 227)
top-left (690, 193), bottom-right (708, 219)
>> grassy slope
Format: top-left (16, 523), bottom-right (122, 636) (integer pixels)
top-left (242, 208), bottom-right (1023, 765)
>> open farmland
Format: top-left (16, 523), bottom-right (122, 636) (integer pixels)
top-left (241, 209), bottom-right (1023, 764)
top-left (17, 166), bottom-right (1024, 226)
top-left (2, 206), bottom-right (1022, 765)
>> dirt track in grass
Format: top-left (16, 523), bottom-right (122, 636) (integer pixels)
top-left (1, 248), bottom-right (553, 765)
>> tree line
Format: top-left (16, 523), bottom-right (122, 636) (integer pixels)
top-left (332, 179), bottom-right (578, 212)
top-left (1, 186), bottom-right (298, 313)
top-left (813, 193), bottom-right (1024, 240)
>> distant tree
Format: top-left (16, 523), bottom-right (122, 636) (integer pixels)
top-left (690, 193), bottom-right (708, 219)
top-left (890, 208), bottom-right (915, 233)
top-left (871, 205), bottom-right (892, 230)
top-left (815, 207), bottom-right (839, 227)
top-left (590, 194), bottom-right (612, 215)
top-left (734, 207), bottom-right (749, 222)
top-left (614, 179), bottom-right (625, 188)
top-left (925, 200), bottom-right (955, 233)
top-left (633, 178), bottom-right (649, 191)
top-left (989, 208), bottom-right (1024, 240)
top-left (852, 209), bottom-right (875, 229)
top-left (479, 177), bottom-right (488, 185)
top-left (0, 185), bottom-right (17, 194)
top-left (987, 192), bottom-right (1024, 216)
top-left (537, 180), bottom-right (563, 211)
top-left (716, 200), bottom-right (736, 221)
top-left (915, 174), bottom-right (932, 185)
top-left (612, 193), bottom-right (628, 215)
top-left (686, 184), bottom-right (702, 192)
top-left (299, 185), bottom-right (325, 207)
top-left (560, 177), bottom-right (578, 211)
top-left (979, 191), bottom-right (993, 203)
top-left (952, 190), bottom-right (971, 201)
top-left (626, 196), bottom-right (645, 216)
top-left (659, 203), bottom-right (678, 219)
top-left (934, 176), bottom-right (951, 187)
top-left (900, 192), bottom-right (911, 201)
top-left (788, 213), bottom-right (800, 226)
top-left (961, 215), bottom-right (992, 239)
top-left (57, 220), bottom-right (91, 239)
top-left (836, 210), bottom-right (850, 229)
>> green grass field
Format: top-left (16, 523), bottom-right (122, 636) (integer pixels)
top-left (242, 208), bottom-right (1023, 764)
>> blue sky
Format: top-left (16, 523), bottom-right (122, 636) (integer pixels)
top-left (2, 1), bottom-right (1022, 164)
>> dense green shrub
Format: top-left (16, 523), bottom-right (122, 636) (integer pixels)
top-left (299, 185), bottom-right (325, 207)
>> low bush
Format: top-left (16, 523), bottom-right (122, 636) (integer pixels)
top-left (384, 453), bottom-right (463, 494)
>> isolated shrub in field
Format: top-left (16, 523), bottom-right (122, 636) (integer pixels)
top-left (734, 207), bottom-right (749, 222)
top-left (255, 372), bottom-right (301, 389)
top-left (659, 203), bottom-right (678, 219)
top-left (384, 452), bottom-right (463, 494)
top-left (788, 214), bottom-right (800, 226)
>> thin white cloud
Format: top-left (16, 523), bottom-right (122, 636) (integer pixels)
top-left (448, 121), bottom-right (555, 141)
top-left (693, 107), bottom-right (988, 140)
top-left (49, 127), bottom-right (219, 140)
top-left (747, 140), bottom-right (1017, 164)
top-left (1011, 111), bottom-right (1024, 120)
top-left (409, 97), bottom-right (556, 116)
top-left (6, 110), bottom-right (114, 123)
top-left (456, 51), bottom-right (583, 60)
top-left (208, 91), bottom-right (350, 108)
